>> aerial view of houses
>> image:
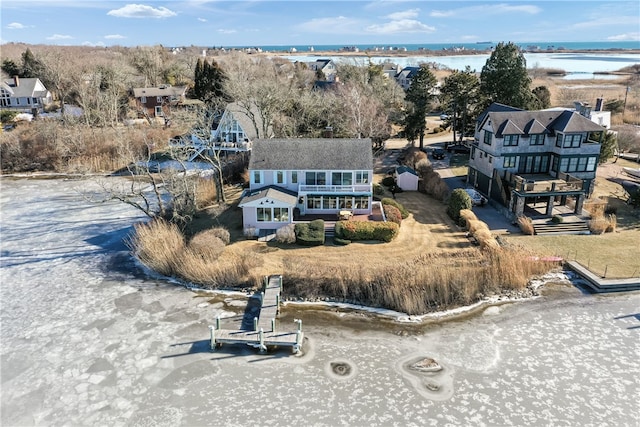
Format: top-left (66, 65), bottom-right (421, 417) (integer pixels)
top-left (1, 0), bottom-right (640, 423)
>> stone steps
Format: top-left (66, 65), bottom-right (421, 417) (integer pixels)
top-left (533, 221), bottom-right (590, 235)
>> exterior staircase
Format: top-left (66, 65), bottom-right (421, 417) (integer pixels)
top-left (533, 220), bottom-right (590, 235)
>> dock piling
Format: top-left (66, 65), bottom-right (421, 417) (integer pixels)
top-left (253, 316), bottom-right (258, 331)
top-left (208, 325), bottom-right (216, 351)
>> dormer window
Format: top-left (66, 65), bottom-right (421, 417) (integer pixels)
top-left (504, 135), bottom-right (519, 146)
top-left (483, 130), bottom-right (492, 145)
top-left (530, 134), bottom-right (544, 145)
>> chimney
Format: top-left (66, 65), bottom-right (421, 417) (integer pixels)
top-left (13, 76), bottom-right (19, 86)
top-left (595, 97), bottom-right (603, 112)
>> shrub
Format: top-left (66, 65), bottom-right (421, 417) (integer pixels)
top-left (333, 236), bottom-right (351, 246)
top-left (459, 209), bottom-right (477, 229)
top-left (381, 176), bottom-right (396, 187)
top-left (467, 219), bottom-right (489, 234)
top-left (447, 189), bottom-right (473, 225)
top-left (295, 219), bottom-right (325, 246)
top-left (383, 204), bottom-right (403, 225)
top-left (605, 214), bottom-right (617, 233)
top-left (336, 220), bottom-right (399, 242)
top-left (588, 219), bottom-right (608, 234)
top-left (415, 158), bottom-right (433, 177)
top-left (275, 224), bottom-right (296, 244)
top-left (373, 183), bottom-right (385, 196)
top-left (208, 227), bottom-right (231, 245)
top-left (243, 226), bottom-right (257, 238)
top-left (517, 216), bottom-right (534, 235)
top-left (381, 197), bottom-right (409, 218)
top-left (551, 215), bottom-right (564, 224)
top-left (188, 231), bottom-right (227, 260)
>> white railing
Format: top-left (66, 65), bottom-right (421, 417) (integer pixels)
top-left (299, 184), bottom-right (371, 193)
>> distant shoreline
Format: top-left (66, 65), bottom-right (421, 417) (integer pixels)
top-left (265, 48), bottom-right (640, 58)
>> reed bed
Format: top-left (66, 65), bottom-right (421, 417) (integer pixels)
top-left (128, 219), bottom-right (257, 287)
top-left (280, 247), bottom-right (553, 315)
top-left (459, 209), bottom-right (478, 229)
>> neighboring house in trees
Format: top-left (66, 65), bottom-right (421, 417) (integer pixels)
top-left (169, 101), bottom-right (261, 160)
top-left (239, 138), bottom-right (374, 236)
top-left (545, 99), bottom-right (611, 129)
top-left (467, 103), bottom-right (606, 219)
top-left (131, 85), bottom-right (188, 119)
top-left (0, 76), bottom-right (52, 113)
top-left (306, 59), bottom-right (337, 81)
top-left (395, 66), bottom-right (420, 90)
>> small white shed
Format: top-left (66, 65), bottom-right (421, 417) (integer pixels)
top-left (395, 166), bottom-right (419, 191)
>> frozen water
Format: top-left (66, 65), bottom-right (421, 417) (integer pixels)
top-left (1, 178), bottom-right (639, 426)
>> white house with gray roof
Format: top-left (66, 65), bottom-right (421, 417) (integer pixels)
top-left (1, 76), bottom-right (52, 113)
top-left (468, 103), bottom-right (606, 219)
top-left (239, 138), bottom-right (373, 236)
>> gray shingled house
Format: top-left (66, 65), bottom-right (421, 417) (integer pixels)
top-left (239, 138), bottom-right (373, 236)
top-left (467, 103), bottom-right (606, 219)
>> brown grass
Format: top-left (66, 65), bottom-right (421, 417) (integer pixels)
top-left (517, 216), bottom-right (535, 235)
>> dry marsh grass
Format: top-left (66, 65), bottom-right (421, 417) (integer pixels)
top-left (129, 219), bottom-right (257, 287)
top-left (517, 216), bottom-right (535, 235)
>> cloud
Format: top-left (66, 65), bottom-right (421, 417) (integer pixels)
top-left (571, 16), bottom-right (639, 30)
top-left (218, 29), bottom-right (237, 34)
top-left (198, 18), bottom-right (207, 22)
top-left (105, 34), bottom-right (126, 39)
top-left (82, 41), bottom-right (106, 47)
top-left (46, 34), bottom-right (73, 40)
top-left (107, 4), bottom-right (177, 19)
top-left (6, 22), bottom-right (26, 29)
top-left (608, 32), bottom-right (640, 41)
top-left (431, 3), bottom-right (541, 18)
top-left (386, 9), bottom-right (420, 20)
top-left (366, 19), bottom-right (435, 34)
top-left (296, 16), bottom-right (364, 34)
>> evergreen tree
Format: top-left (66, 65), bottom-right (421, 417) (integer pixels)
top-left (440, 66), bottom-right (481, 145)
top-left (192, 58), bottom-right (230, 106)
top-left (599, 131), bottom-right (617, 164)
top-left (403, 65), bottom-right (437, 149)
top-left (21, 48), bottom-right (46, 79)
top-left (532, 86), bottom-right (551, 109)
top-left (480, 42), bottom-right (536, 109)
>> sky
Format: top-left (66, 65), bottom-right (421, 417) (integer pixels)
top-left (1, 0), bottom-right (639, 47)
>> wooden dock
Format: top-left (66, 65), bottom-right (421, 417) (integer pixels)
top-left (566, 261), bottom-right (640, 293)
top-left (209, 275), bottom-right (303, 354)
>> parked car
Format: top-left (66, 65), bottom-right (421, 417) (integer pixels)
top-left (432, 148), bottom-right (446, 160)
top-left (447, 144), bottom-right (471, 154)
top-left (464, 188), bottom-right (488, 206)
top-left (440, 113), bottom-right (450, 120)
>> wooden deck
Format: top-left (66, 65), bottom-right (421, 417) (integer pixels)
top-left (209, 275), bottom-right (303, 353)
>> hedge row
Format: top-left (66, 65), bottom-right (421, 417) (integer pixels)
top-left (383, 204), bottom-right (403, 225)
top-left (294, 219), bottom-right (325, 246)
top-left (381, 197), bottom-right (409, 219)
top-left (336, 220), bottom-right (399, 243)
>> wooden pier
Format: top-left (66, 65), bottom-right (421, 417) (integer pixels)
top-left (208, 275), bottom-right (303, 354)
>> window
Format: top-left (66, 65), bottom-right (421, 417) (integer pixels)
top-left (291, 171), bottom-right (298, 184)
top-left (327, 196), bottom-right (338, 209)
top-left (141, 96), bottom-right (147, 103)
top-left (273, 208), bottom-right (288, 222)
top-left (568, 158), bottom-right (578, 171)
top-left (307, 196), bottom-right (322, 209)
top-left (563, 134), bottom-right (582, 148)
top-left (577, 157), bottom-right (587, 172)
top-left (484, 131), bottom-right (492, 145)
top-left (488, 156), bottom-right (493, 164)
top-left (253, 171), bottom-right (262, 185)
top-left (471, 147), bottom-right (476, 159)
top-left (257, 208), bottom-right (272, 222)
top-left (551, 156), bottom-right (558, 172)
top-left (32, 97), bottom-right (38, 105)
top-left (559, 158), bottom-right (569, 172)
top-left (156, 96), bottom-right (162, 103)
top-left (529, 134), bottom-right (544, 145)
top-left (275, 171), bottom-right (285, 185)
top-left (332, 172), bottom-right (352, 186)
top-left (503, 135), bottom-right (519, 146)
top-left (354, 196), bottom-right (370, 210)
top-left (503, 156), bottom-right (516, 168)
top-left (556, 134), bottom-right (563, 148)
top-left (586, 157), bottom-right (597, 172)
top-left (355, 171), bottom-right (369, 184)
top-left (306, 172), bottom-right (326, 185)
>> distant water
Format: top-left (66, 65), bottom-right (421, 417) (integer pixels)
top-left (242, 41), bottom-right (640, 53)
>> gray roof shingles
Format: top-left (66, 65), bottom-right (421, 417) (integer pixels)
top-left (249, 138), bottom-right (373, 171)
top-left (488, 109), bottom-right (604, 137)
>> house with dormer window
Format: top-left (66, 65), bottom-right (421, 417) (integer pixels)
top-left (132, 85), bottom-right (187, 118)
top-left (306, 59), bottom-right (337, 81)
top-left (239, 138), bottom-right (373, 236)
top-left (468, 103), bottom-right (605, 219)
